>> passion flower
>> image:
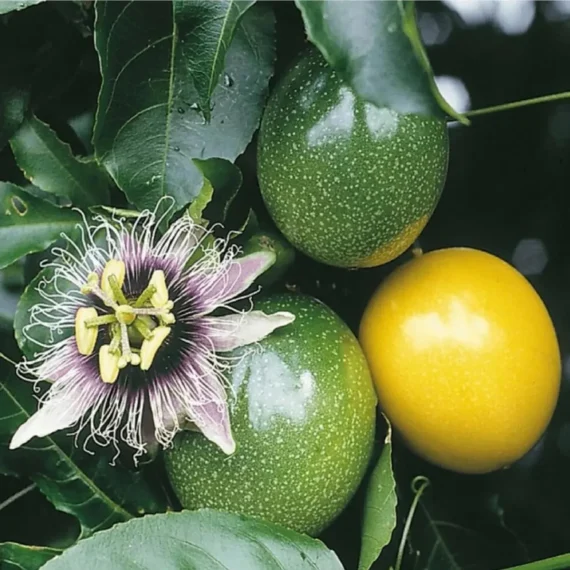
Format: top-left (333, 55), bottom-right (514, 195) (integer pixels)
top-left (10, 205), bottom-right (294, 461)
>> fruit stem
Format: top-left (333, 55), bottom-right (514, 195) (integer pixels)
top-left (460, 91), bottom-right (570, 119)
top-left (394, 476), bottom-right (430, 570)
top-left (500, 555), bottom-right (570, 570)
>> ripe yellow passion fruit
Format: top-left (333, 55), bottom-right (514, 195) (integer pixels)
top-left (359, 247), bottom-right (561, 474)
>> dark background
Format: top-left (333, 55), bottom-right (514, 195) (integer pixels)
top-left (2, 2), bottom-right (570, 569)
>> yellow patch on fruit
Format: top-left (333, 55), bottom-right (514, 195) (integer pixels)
top-left (359, 247), bottom-right (561, 474)
top-left (358, 215), bottom-right (429, 268)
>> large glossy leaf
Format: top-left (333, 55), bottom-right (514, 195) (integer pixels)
top-left (0, 182), bottom-right (80, 269)
top-left (93, 1), bottom-right (275, 211)
top-left (358, 421), bottom-right (397, 570)
top-left (43, 509), bottom-right (345, 570)
top-left (0, 356), bottom-right (168, 539)
top-left (0, 543), bottom-right (61, 569)
top-left (295, 0), bottom-right (465, 123)
top-left (10, 114), bottom-right (110, 208)
top-left (0, 0), bottom-right (43, 15)
top-left (174, 0), bottom-right (256, 121)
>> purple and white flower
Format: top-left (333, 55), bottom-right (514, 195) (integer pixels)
top-left (10, 206), bottom-right (294, 461)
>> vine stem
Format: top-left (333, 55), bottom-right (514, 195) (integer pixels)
top-left (0, 483), bottom-right (36, 513)
top-left (394, 476), bottom-right (430, 570)
top-left (461, 91), bottom-right (570, 119)
top-left (501, 555), bottom-right (570, 570)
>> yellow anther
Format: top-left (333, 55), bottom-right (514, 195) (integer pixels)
top-left (140, 326), bottom-right (171, 371)
top-left (99, 345), bottom-right (120, 384)
top-left (116, 304), bottom-right (136, 325)
top-left (75, 307), bottom-right (99, 355)
top-left (130, 353), bottom-right (141, 366)
top-left (149, 270), bottom-right (169, 308)
top-left (118, 355), bottom-right (128, 369)
top-left (161, 313), bottom-right (176, 325)
top-left (101, 260), bottom-right (126, 299)
top-left (80, 273), bottom-right (99, 295)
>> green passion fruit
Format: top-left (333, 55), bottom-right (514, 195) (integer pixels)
top-left (164, 293), bottom-right (377, 535)
top-left (257, 47), bottom-right (449, 268)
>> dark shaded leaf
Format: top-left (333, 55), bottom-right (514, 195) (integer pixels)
top-left (10, 114), bottom-right (110, 208)
top-left (358, 420), bottom-right (397, 570)
top-left (93, 1), bottom-right (275, 211)
top-left (0, 542), bottom-right (61, 569)
top-left (0, 87), bottom-right (29, 152)
top-left (0, 182), bottom-right (80, 269)
top-left (294, 0), bottom-right (464, 122)
top-left (0, 0), bottom-right (43, 15)
top-left (42, 509), bottom-right (345, 570)
top-left (400, 474), bottom-right (529, 570)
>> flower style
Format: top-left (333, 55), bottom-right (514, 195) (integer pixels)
top-left (10, 206), bottom-right (294, 460)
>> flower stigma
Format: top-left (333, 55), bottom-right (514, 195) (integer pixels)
top-left (79, 261), bottom-right (175, 382)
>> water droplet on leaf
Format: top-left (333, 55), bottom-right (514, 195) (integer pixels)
top-left (223, 73), bottom-right (234, 87)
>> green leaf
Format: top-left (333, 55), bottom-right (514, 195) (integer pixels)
top-left (0, 182), bottom-right (80, 269)
top-left (188, 180), bottom-right (214, 225)
top-left (194, 157), bottom-right (242, 223)
top-left (0, 543), bottom-right (61, 569)
top-left (174, 0), bottom-right (256, 121)
top-left (9, 114), bottom-right (110, 208)
top-left (358, 420), bottom-right (397, 570)
top-left (93, 1), bottom-right (275, 211)
top-left (0, 0), bottom-right (44, 15)
top-left (294, 0), bottom-right (465, 123)
top-left (0, 87), bottom-right (29, 152)
top-left (42, 509), bottom-right (345, 570)
top-left (0, 358), bottom-right (168, 538)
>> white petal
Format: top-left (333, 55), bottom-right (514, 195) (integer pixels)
top-left (192, 251), bottom-right (276, 315)
top-left (192, 400), bottom-right (236, 455)
top-left (10, 386), bottom-right (98, 449)
top-left (148, 360), bottom-right (236, 455)
top-left (204, 310), bottom-right (295, 352)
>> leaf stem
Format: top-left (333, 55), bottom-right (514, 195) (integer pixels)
top-left (394, 476), bottom-right (430, 570)
top-left (0, 483), bottom-right (37, 513)
top-left (501, 555), bottom-right (570, 570)
top-left (462, 91), bottom-right (570, 119)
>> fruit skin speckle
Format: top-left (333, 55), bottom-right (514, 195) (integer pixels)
top-left (257, 47), bottom-right (449, 268)
top-left (164, 293), bottom-right (377, 536)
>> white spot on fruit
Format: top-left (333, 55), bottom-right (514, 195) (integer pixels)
top-left (307, 87), bottom-right (355, 147)
top-left (403, 298), bottom-right (490, 350)
top-left (237, 351), bottom-right (316, 430)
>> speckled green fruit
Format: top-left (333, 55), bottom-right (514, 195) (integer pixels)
top-left (257, 47), bottom-right (449, 268)
top-left (164, 293), bottom-right (377, 536)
